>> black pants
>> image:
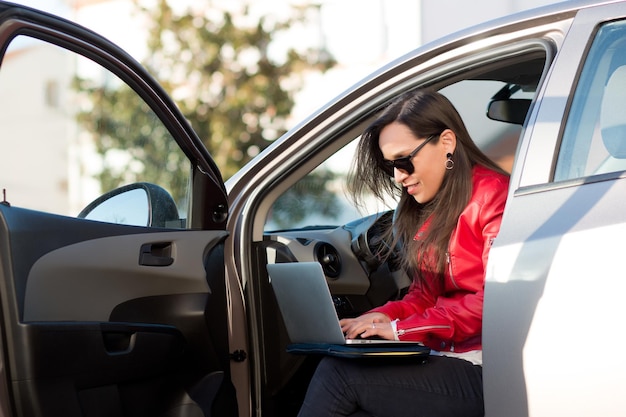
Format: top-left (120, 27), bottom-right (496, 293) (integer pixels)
top-left (297, 355), bottom-right (483, 417)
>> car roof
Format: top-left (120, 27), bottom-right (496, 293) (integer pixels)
top-left (427, 0), bottom-right (618, 46)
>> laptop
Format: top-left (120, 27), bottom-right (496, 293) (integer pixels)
top-left (267, 262), bottom-right (430, 358)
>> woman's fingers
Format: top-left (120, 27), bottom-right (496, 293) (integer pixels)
top-left (340, 318), bottom-right (393, 340)
top-left (361, 321), bottom-right (393, 340)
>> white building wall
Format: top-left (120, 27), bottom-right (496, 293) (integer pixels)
top-left (0, 41), bottom-right (75, 213)
top-left (421, 0), bottom-right (559, 44)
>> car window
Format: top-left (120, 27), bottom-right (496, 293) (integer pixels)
top-left (0, 35), bottom-right (190, 227)
top-left (264, 139), bottom-right (392, 231)
top-left (264, 77), bottom-right (527, 232)
top-left (555, 19), bottom-right (626, 181)
top-left (440, 79), bottom-right (527, 174)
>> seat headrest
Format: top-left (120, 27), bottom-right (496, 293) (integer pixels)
top-left (601, 65), bottom-right (626, 158)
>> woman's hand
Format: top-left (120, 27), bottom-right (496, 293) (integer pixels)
top-left (339, 312), bottom-right (395, 340)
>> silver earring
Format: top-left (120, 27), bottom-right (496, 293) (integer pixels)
top-left (445, 153), bottom-right (454, 170)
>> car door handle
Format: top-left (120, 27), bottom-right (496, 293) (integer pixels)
top-left (139, 242), bottom-right (174, 266)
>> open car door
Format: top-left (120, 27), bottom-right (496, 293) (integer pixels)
top-left (0, 3), bottom-right (236, 416)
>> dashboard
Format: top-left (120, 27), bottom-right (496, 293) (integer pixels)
top-left (263, 210), bottom-right (411, 318)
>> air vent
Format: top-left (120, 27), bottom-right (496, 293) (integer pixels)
top-left (315, 242), bottom-right (341, 278)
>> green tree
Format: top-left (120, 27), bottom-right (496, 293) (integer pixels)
top-left (268, 169), bottom-right (341, 229)
top-left (75, 0), bottom-right (339, 222)
top-left (74, 80), bottom-right (191, 204)
top-left (141, 0), bottom-right (337, 178)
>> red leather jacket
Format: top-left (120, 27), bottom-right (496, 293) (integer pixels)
top-left (371, 165), bottom-right (509, 353)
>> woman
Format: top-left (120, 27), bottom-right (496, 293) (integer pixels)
top-left (297, 89), bottom-right (510, 417)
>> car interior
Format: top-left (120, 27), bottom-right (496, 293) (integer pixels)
top-left (251, 51), bottom-right (548, 415)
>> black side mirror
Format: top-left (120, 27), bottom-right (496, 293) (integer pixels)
top-left (78, 182), bottom-right (181, 228)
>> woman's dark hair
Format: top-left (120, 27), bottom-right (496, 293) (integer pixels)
top-left (347, 89), bottom-right (507, 292)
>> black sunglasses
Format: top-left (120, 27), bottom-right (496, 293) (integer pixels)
top-left (381, 134), bottom-right (437, 176)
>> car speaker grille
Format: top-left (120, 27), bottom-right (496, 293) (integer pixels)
top-left (315, 242), bottom-right (341, 278)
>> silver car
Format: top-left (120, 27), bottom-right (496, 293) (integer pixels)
top-left (1, 0), bottom-right (625, 416)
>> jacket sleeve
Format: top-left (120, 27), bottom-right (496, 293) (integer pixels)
top-left (370, 173), bottom-right (508, 350)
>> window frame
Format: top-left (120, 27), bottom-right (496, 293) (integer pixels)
top-left (554, 19), bottom-right (626, 183)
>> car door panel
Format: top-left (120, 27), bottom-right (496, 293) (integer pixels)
top-left (24, 230), bottom-right (225, 322)
top-left (0, 203), bottom-right (234, 417)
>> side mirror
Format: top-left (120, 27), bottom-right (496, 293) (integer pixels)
top-left (78, 182), bottom-right (181, 228)
top-left (487, 98), bottom-right (531, 125)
